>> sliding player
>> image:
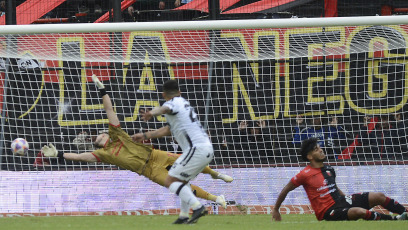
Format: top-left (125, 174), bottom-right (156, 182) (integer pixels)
top-left (42, 75), bottom-right (232, 223)
top-left (272, 138), bottom-right (408, 222)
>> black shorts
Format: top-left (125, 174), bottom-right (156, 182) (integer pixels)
top-left (323, 192), bottom-right (370, 221)
top-left (349, 192), bottom-right (370, 209)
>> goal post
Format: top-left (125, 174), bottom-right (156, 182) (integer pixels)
top-left (1, 15), bottom-right (408, 34)
top-left (0, 15), bottom-right (408, 216)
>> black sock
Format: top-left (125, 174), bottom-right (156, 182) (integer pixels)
top-left (364, 210), bottom-right (394, 220)
top-left (383, 197), bottom-right (407, 214)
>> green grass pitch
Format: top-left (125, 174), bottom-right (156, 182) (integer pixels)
top-left (0, 214), bottom-right (406, 230)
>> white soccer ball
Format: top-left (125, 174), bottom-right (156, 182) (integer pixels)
top-left (11, 138), bottom-right (29, 156)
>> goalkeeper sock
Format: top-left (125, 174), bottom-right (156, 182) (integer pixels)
top-left (169, 182), bottom-right (201, 209)
top-left (363, 210), bottom-right (393, 220)
top-left (382, 197), bottom-right (407, 214)
top-left (201, 166), bottom-right (219, 178)
top-left (191, 184), bottom-right (217, 202)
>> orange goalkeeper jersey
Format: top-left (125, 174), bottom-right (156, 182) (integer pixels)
top-left (92, 123), bottom-right (153, 175)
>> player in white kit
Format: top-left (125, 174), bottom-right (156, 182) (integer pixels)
top-left (133, 80), bottom-right (214, 224)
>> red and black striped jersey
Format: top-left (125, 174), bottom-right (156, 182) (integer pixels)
top-left (291, 165), bottom-right (343, 220)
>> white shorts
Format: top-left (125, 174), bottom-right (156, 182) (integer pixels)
top-left (168, 144), bottom-right (214, 181)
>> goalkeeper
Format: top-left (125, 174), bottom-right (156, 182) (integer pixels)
top-left (42, 75), bottom-right (232, 219)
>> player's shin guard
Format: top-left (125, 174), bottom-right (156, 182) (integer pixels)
top-left (364, 210), bottom-right (394, 220)
top-left (383, 197), bottom-right (407, 214)
top-left (169, 182), bottom-right (201, 210)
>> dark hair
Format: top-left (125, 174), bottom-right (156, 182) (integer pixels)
top-left (299, 138), bottom-right (318, 162)
top-left (163, 80), bottom-right (179, 94)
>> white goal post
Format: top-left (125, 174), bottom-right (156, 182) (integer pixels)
top-left (1, 15), bottom-right (408, 34)
top-left (0, 15), bottom-right (407, 217)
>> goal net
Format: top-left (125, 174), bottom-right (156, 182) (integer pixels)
top-left (0, 16), bottom-right (407, 216)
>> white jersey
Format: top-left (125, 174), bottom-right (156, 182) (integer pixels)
top-left (163, 96), bottom-right (211, 151)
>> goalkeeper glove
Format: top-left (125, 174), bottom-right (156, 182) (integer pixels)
top-left (41, 143), bottom-right (58, 157)
top-left (92, 74), bottom-right (107, 96)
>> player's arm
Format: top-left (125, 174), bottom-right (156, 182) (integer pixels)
top-left (272, 181), bottom-right (297, 221)
top-left (133, 125), bottom-right (171, 142)
top-left (64, 152), bottom-right (97, 163)
top-left (92, 74), bottom-right (120, 126)
top-left (41, 144), bottom-right (98, 163)
top-left (141, 106), bottom-right (171, 121)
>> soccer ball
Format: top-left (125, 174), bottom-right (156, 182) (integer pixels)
top-left (11, 138), bottom-right (29, 156)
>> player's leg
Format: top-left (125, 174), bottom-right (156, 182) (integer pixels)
top-left (166, 146), bottom-right (213, 224)
top-left (165, 177), bottom-right (200, 209)
top-left (173, 200), bottom-right (190, 224)
top-left (367, 192), bottom-right (408, 215)
top-left (156, 148), bottom-right (232, 183)
top-left (169, 199), bottom-right (190, 224)
top-left (143, 161), bottom-right (192, 224)
top-left (201, 166), bottom-right (233, 183)
top-left (146, 161), bottom-right (226, 209)
top-left (148, 149), bottom-right (224, 205)
top-left (348, 207), bottom-right (396, 220)
top-left (166, 176), bottom-right (206, 224)
top-left (350, 192), bottom-right (408, 219)
top-left (158, 149), bottom-right (233, 183)
top-left (324, 198), bottom-right (402, 221)
top-left (190, 184), bottom-right (226, 208)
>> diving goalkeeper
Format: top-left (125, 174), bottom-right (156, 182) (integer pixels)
top-left (42, 75), bottom-right (232, 222)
